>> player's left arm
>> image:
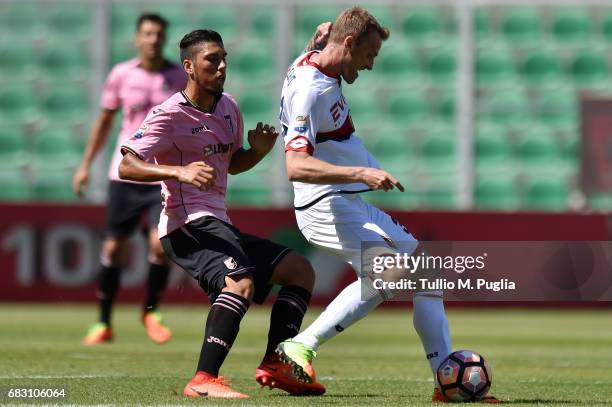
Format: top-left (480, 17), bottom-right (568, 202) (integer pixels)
top-left (228, 122), bottom-right (278, 175)
top-left (303, 22), bottom-right (332, 52)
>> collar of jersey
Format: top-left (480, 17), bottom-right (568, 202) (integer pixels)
top-left (179, 91), bottom-right (221, 114)
top-left (299, 51), bottom-right (341, 81)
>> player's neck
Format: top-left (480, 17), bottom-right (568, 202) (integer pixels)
top-left (139, 55), bottom-right (166, 71)
top-left (183, 83), bottom-right (216, 112)
top-left (311, 47), bottom-right (342, 77)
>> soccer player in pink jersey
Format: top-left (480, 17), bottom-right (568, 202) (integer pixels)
top-left (74, 14), bottom-right (186, 345)
top-left (118, 29), bottom-right (326, 399)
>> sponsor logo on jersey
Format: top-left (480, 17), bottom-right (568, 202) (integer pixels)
top-left (330, 95), bottom-right (347, 123)
top-left (294, 126), bottom-right (308, 133)
top-left (223, 257), bottom-right (238, 270)
top-left (203, 142), bottom-right (234, 157)
top-left (191, 125), bottom-right (208, 134)
top-left (132, 130), bottom-right (144, 139)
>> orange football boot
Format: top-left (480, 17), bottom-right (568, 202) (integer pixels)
top-left (255, 354), bottom-right (326, 396)
top-left (143, 311), bottom-right (172, 344)
top-left (82, 322), bottom-right (113, 345)
top-left (183, 372), bottom-right (249, 399)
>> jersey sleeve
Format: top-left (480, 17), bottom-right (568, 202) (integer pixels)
top-left (283, 89), bottom-right (319, 155)
top-left (121, 108), bottom-right (174, 161)
top-left (100, 65), bottom-right (122, 111)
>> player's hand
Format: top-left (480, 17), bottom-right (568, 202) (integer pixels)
top-left (360, 168), bottom-right (405, 192)
top-left (313, 22), bottom-right (332, 50)
top-left (72, 165), bottom-right (89, 197)
top-left (247, 122), bottom-right (278, 156)
top-left (177, 161), bottom-right (216, 191)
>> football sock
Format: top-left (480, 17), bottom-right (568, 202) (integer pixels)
top-left (265, 285), bottom-right (311, 357)
top-left (412, 293), bottom-right (452, 382)
top-left (197, 292), bottom-right (250, 376)
top-left (292, 278), bottom-right (384, 351)
top-left (144, 263), bottom-right (170, 313)
top-left (98, 265), bottom-right (121, 325)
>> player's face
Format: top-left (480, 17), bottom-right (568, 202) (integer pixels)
top-left (190, 42), bottom-right (227, 96)
top-left (135, 21), bottom-right (166, 60)
top-left (342, 30), bottom-right (382, 84)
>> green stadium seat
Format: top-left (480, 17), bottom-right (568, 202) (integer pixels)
top-left (587, 193), bottom-right (612, 211)
top-left (238, 91), bottom-right (276, 133)
top-left (196, 7), bottom-right (239, 41)
top-left (474, 123), bottom-right (512, 172)
top-left (520, 48), bottom-right (563, 85)
top-left (364, 124), bottom-right (412, 165)
top-left (475, 45), bottom-right (516, 85)
top-left (418, 125), bottom-right (455, 173)
top-left (515, 126), bottom-right (562, 169)
top-left (500, 7), bottom-right (542, 45)
top-left (535, 89), bottom-right (577, 128)
top-left (569, 50), bottom-right (609, 88)
top-left (475, 176), bottom-right (520, 210)
top-left (344, 89), bottom-right (382, 123)
top-left (32, 170), bottom-right (76, 202)
top-left (552, 8), bottom-right (591, 43)
top-left (0, 87), bottom-right (38, 122)
top-left (226, 172), bottom-right (273, 207)
top-left (249, 7), bottom-right (276, 39)
top-left (422, 180), bottom-right (457, 209)
top-left (0, 44), bottom-right (37, 77)
top-left (386, 90), bottom-right (430, 127)
top-left (0, 127), bottom-right (29, 170)
top-left (434, 91), bottom-right (455, 123)
top-left (233, 47), bottom-right (274, 80)
top-left (0, 169), bottom-right (32, 202)
top-left (111, 4), bottom-right (140, 33)
top-left (523, 176), bottom-right (569, 211)
top-left (296, 7), bottom-right (342, 37)
top-left (33, 129), bottom-right (82, 170)
top-left (400, 7), bottom-right (445, 45)
top-left (41, 87), bottom-right (90, 125)
top-left (473, 8), bottom-right (491, 40)
top-left (426, 46), bottom-right (456, 84)
top-left (110, 44), bottom-right (135, 65)
top-left (48, 4), bottom-right (92, 38)
top-left (601, 12), bottom-right (612, 43)
top-left (376, 46), bottom-right (422, 81)
top-left (41, 46), bottom-right (90, 80)
top-left (0, 3), bottom-right (44, 38)
top-left (365, 189), bottom-right (420, 210)
top-left (479, 90), bottom-right (529, 125)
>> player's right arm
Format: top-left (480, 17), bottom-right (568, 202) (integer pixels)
top-left (72, 109), bottom-right (116, 197)
top-left (119, 152), bottom-right (215, 190)
top-left (286, 151), bottom-right (404, 192)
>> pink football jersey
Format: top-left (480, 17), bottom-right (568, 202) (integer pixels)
top-left (121, 91), bottom-right (244, 237)
top-left (101, 58), bottom-right (186, 182)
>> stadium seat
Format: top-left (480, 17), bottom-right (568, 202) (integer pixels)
top-left (474, 122), bottom-right (512, 172)
top-left (400, 7), bottom-right (445, 45)
top-left (422, 181), bottom-right (457, 209)
top-left (523, 176), bottom-right (570, 211)
top-left (500, 7), bottom-right (542, 45)
top-left (196, 7), bottom-right (238, 41)
top-left (364, 6), bottom-right (394, 30)
top-left (41, 87), bottom-right (91, 126)
top-left (0, 127), bottom-right (29, 170)
top-left (515, 126), bottom-right (562, 169)
top-left (386, 91), bottom-right (430, 127)
top-left (0, 3), bottom-right (44, 38)
top-left (0, 44), bottom-right (37, 77)
top-left (110, 4), bottom-right (140, 35)
top-left (552, 8), bottom-right (592, 43)
top-left (602, 12), bottom-right (612, 43)
top-left (535, 89), bottom-right (577, 128)
top-left (296, 7), bottom-right (342, 37)
top-left (238, 91), bottom-right (276, 133)
top-left (33, 128), bottom-right (82, 170)
top-left (0, 169), bottom-right (32, 202)
top-left (376, 46), bottom-right (422, 80)
top-left (473, 8), bottom-right (491, 40)
top-left (475, 45), bottom-right (516, 85)
top-left (569, 50), bottom-right (609, 88)
top-left (364, 123), bottom-right (413, 165)
top-left (226, 172), bottom-right (273, 207)
top-left (48, 4), bottom-right (92, 39)
top-left (40, 46), bottom-right (90, 81)
top-left (587, 193), bottom-right (612, 211)
top-left (418, 125), bottom-right (456, 173)
top-left (520, 48), bottom-right (563, 85)
top-left (365, 188), bottom-right (420, 209)
top-left (233, 47), bottom-right (274, 80)
top-left (475, 176), bottom-right (520, 210)
top-left (479, 90), bottom-right (529, 125)
top-left (434, 91), bottom-right (455, 123)
top-left (0, 86), bottom-right (38, 122)
top-left (32, 170), bottom-right (76, 202)
top-left (426, 46), bottom-right (456, 84)
top-left (344, 89), bottom-right (383, 123)
top-left (249, 7), bottom-right (276, 39)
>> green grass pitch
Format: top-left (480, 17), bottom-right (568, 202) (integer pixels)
top-left (1, 304), bottom-right (611, 406)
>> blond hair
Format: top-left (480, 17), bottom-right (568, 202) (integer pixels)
top-left (328, 7), bottom-right (390, 45)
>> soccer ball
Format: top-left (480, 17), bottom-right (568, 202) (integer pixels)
top-left (436, 350), bottom-right (492, 402)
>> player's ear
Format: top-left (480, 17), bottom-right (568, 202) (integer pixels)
top-left (344, 35), bottom-right (355, 51)
top-left (183, 58), bottom-right (194, 75)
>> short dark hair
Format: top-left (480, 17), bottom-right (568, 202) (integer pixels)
top-left (136, 13), bottom-right (168, 31)
top-left (179, 29), bottom-right (224, 62)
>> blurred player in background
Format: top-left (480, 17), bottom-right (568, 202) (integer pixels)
top-left (118, 29), bottom-right (328, 399)
top-left (74, 14), bottom-right (186, 345)
top-left (277, 7), bottom-right (499, 403)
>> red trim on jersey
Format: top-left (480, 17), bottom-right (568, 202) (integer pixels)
top-left (297, 51), bottom-right (340, 80)
top-left (285, 136), bottom-right (314, 155)
top-left (315, 114), bottom-right (355, 143)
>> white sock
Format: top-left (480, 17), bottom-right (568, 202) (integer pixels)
top-left (412, 293), bottom-right (452, 385)
top-left (293, 278), bottom-right (384, 350)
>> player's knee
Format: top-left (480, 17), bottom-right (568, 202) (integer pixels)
top-left (101, 238), bottom-right (128, 267)
top-left (148, 242), bottom-right (167, 265)
top-left (275, 252), bottom-right (315, 292)
top-left (223, 274), bottom-right (254, 301)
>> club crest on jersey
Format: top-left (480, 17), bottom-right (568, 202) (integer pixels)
top-left (223, 257), bottom-right (237, 270)
top-left (295, 115), bottom-right (308, 125)
top-left (224, 115), bottom-right (234, 133)
top-left (132, 130), bottom-right (144, 139)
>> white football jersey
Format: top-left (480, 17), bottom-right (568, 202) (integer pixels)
top-left (281, 51), bottom-right (380, 208)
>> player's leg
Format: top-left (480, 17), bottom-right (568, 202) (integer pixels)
top-left (83, 182), bottom-right (141, 345)
top-left (161, 217), bottom-right (254, 398)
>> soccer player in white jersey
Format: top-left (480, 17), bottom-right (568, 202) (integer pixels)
top-left (276, 8), bottom-right (499, 403)
top-left (75, 14), bottom-right (186, 346)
